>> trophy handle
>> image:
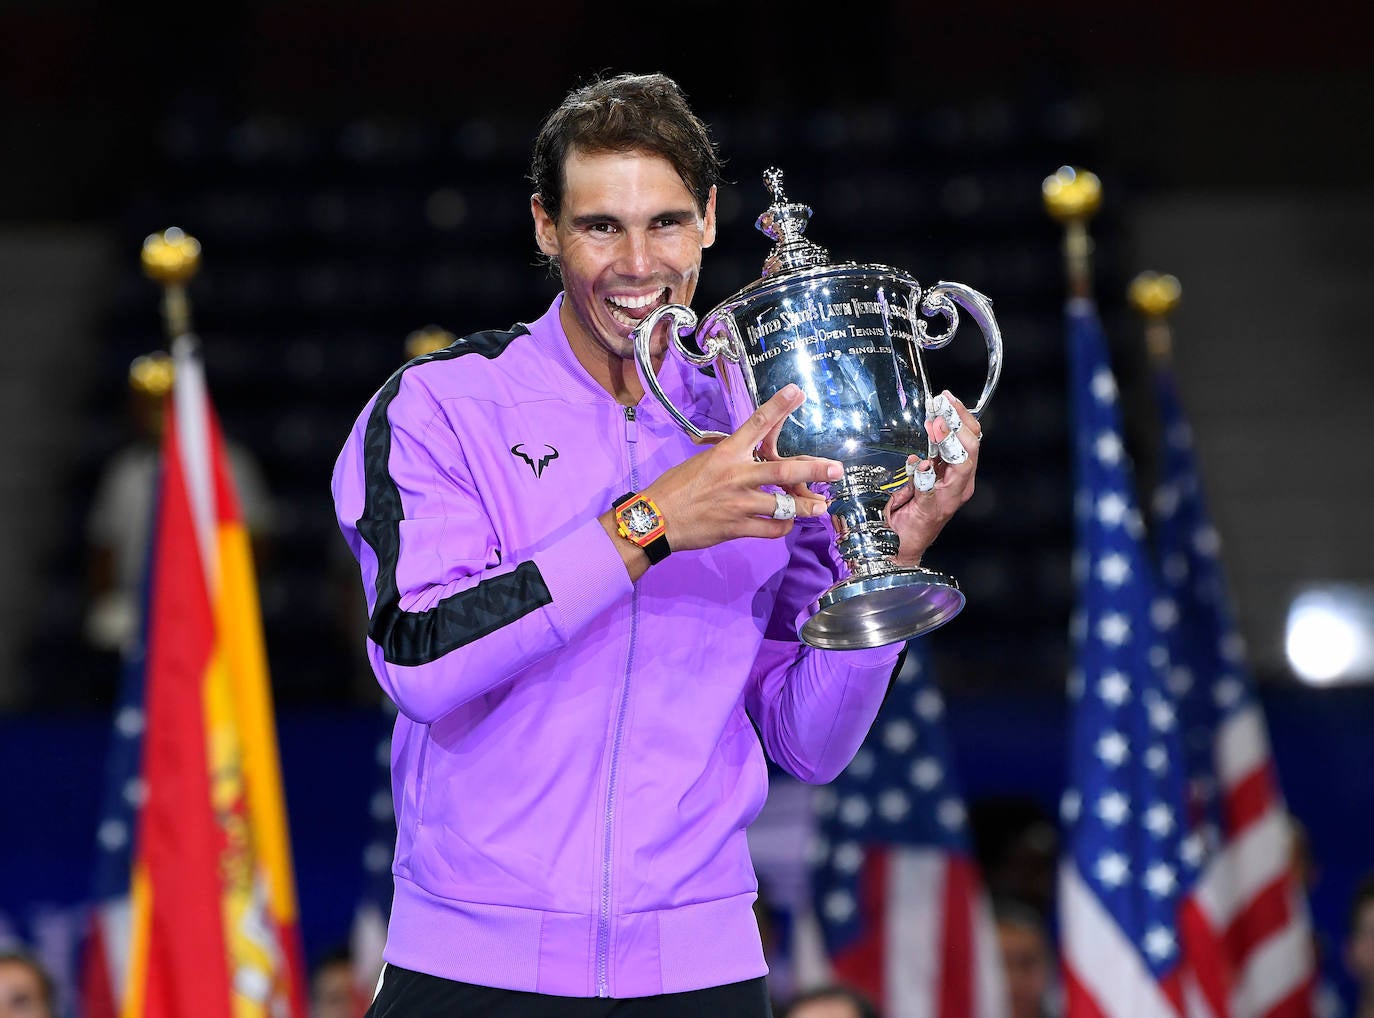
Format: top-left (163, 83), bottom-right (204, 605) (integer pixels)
top-left (915, 281), bottom-right (1004, 418)
top-left (630, 303), bottom-right (731, 442)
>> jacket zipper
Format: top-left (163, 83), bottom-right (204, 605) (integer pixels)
top-left (597, 404), bottom-right (640, 996)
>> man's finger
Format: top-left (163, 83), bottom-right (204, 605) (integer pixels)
top-left (731, 383), bottom-right (805, 452)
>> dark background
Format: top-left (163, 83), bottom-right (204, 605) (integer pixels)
top-left (2, 0), bottom-right (1372, 1011)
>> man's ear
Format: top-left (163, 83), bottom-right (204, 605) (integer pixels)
top-left (702, 185), bottom-right (718, 250)
top-left (531, 194), bottom-right (559, 257)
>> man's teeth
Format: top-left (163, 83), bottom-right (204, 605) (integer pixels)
top-left (608, 292), bottom-right (661, 310)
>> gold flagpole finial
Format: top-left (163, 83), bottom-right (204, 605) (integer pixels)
top-left (405, 324), bottom-right (458, 360)
top-left (129, 350), bottom-right (175, 397)
top-left (1127, 271), bottom-right (1182, 364)
top-left (141, 227), bottom-right (202, 342)
top-left (1042, 166), bottom-right (1101, 299)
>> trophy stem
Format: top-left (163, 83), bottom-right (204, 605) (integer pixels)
top-left (801, 464), bottom-right (966, 649)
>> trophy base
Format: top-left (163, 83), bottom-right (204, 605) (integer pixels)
top-left (799, 568), bottom-right (965, 650)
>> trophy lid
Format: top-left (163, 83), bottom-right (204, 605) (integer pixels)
top-left (754, 168), bottom-right (830, 278)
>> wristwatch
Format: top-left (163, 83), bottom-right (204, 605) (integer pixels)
top-left (612, 491), bottom-right (671, 564)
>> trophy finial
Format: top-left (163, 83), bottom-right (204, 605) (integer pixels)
top-left (1129, 271), bottom-right (1182, 364)
top-left (754, 167), bottom-right (829, 277)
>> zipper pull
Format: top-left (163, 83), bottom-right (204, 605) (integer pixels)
top-left (624, 404), bottom-right (638, 443)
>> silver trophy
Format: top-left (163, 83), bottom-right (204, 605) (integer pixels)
top-left (631, 168), bottom-right (1002, 649)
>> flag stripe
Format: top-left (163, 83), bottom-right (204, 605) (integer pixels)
top-left (886, 850), bottom-right (939, 1018)
top-left (1061, 861), bottom-right (1179, 1018)
top-left (938, 855), bottom-right (974, 1018)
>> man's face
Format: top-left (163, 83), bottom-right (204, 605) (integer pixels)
top-left (532, 147), bottom-right (716, 388)
top-left (1347, 898), bottom-right (1374, 987)
top-left (997, 920), bottom-right (1051, 1018)
top-left (0, 960), bottom-right (51, 1018)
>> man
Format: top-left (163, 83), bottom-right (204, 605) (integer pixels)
top-left (779, 984), bottom-right (881, 1018)
top-left (1348, 872), bottom-right (1374, 1018)
top-left (993, 897), bottom-right (1057, 1018)
top-left (332, 71), bottom-right (981, 1017)
top-left (0, 947), bottom-right (55, 1018)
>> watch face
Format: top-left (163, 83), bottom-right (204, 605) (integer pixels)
top-left (622, 500), bottom-right (661, 537)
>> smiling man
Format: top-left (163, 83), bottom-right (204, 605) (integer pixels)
top-left (332, 71), bottom-right (983, 1018)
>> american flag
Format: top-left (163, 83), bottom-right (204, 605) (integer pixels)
top-left (1147, 345), bottom-right (1316, 1018)
top-left (79, 543), bottom-right (154, 1018)
top-left (347, 701), bottom-right (397, 1013)
top-left (1059, 293), bottom-right (1196, 1017)
top-left (801, 645), bottom-right (1008, 1018)
top-left (1058, 295), bottom-right (1315, 1018)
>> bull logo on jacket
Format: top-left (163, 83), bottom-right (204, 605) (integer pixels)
top-left (510, 443), bottom-right (560, 478)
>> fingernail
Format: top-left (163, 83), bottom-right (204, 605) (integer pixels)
top-left (781, 383), bottom-right (801, 399)
top-left (827, 462), bottom-right (843, 480)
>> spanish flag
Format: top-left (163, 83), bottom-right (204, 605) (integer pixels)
top-left (118, 333), bottom-right (307, 1018)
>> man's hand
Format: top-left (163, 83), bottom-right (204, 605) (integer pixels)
top-left (642, 383), bottom-right (844, 553)
top-left (885, 390), bottom-right (981, 568)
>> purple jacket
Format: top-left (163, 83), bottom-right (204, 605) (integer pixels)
top-left (331, 295), bottom-right (902, 997)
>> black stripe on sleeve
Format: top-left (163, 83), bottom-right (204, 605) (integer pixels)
top-left (356, 325), bottom-right (553, 667)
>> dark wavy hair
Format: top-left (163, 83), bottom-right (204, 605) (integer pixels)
top-left (528, 71), bottom-right (724, 230)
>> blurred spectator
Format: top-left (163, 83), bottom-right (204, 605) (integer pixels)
top-left (971, 795), bottom-right (1059, 921)
top-left (309, 944), bottom-right (363, 1018)
top-left (0, 945), bottom-right (56, 1018)
top-left (83, 351), bottom-right (275, 658)
top-left (779, 982), bottom-right (881, 1018)
top-left (994, 895), bottom-right (1059, 1018)
top-left (1346, 872), bottom-right (1374, 1018)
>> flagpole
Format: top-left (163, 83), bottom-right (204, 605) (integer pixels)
top-left (140, 227), bottom-right (201, 343)
top-left (1127, 271), bottom-right (1182, 367)
top-left (1042, 166), bottom-right (1102, 299)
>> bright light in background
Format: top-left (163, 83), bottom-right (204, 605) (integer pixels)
top-left (1285, 585), bottom-right (1374, 686)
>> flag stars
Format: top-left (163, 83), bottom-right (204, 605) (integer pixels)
top-left (1143, 745), bottom-right (1168, 775)
top-left (1095, 432), bottom-right (1124, 466)
top-left (1096, 731), bottom-right (1129, 767)
top-left (123, 776), bottom-right (147, 808)
top-left (1091, 368), bottom-right (1118, 403)
top-left (1143, 803), bottom-right (1175, 837)
top-left (1095, 851), bottom-right (1130, 887)
top-left (914, 689), bottom-right (944, 721)
top-left (833, 841), bottom-right (866, 874)
top-left (97, 818), bottom-right (129, 851)
top-left (1145, 694), bottom-right (1176, 732)
top-left (1097, 671), bottom-right (1130, 706)
top-left (1096, 491), bottom-right (1129, 526)
top-left (1097, 613), bottom-right (1131, 647)
top-left (1193, 525), bottom-right (1221, 558)
top-left (1061, 789), bottom-right (1081, 824)
top-left (1144, 863), bottom-right (1178, 898)
top-left (813, 788), bottom-right (838, 818)
top-left (881, 720), bottom-right (917, 754)
top-left (1097, 552), bottom-right (1132, 588)
top-left (839, 795), bottom-right (871, 827)
top-left (937, 798), bottom-right (966, 830)
top-left (1214, 678), bottom-right (1243, 709)
top-left (1095, 790), bottom-right (1130, 827)
top-left (823, 889), bottom-right (857, 923)
top-left (1151, 597), bottom-right (1179, 632)
top-left (1144, 925), bottom-right (1176, 962)
top-left (877, 789), bottom-right (910, 822)
top-left (115, 705), bottom-right (145, 737)
top-left (1180, 832), bottom-right (1207, 869)
top-left (910, 757), bottom-right (943, 791)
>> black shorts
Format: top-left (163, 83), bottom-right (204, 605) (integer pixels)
top-left (365, 965), bottom-right (774, 1018)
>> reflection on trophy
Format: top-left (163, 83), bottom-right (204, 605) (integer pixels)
top-left (631, 168), bottom-right (1003, 650)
